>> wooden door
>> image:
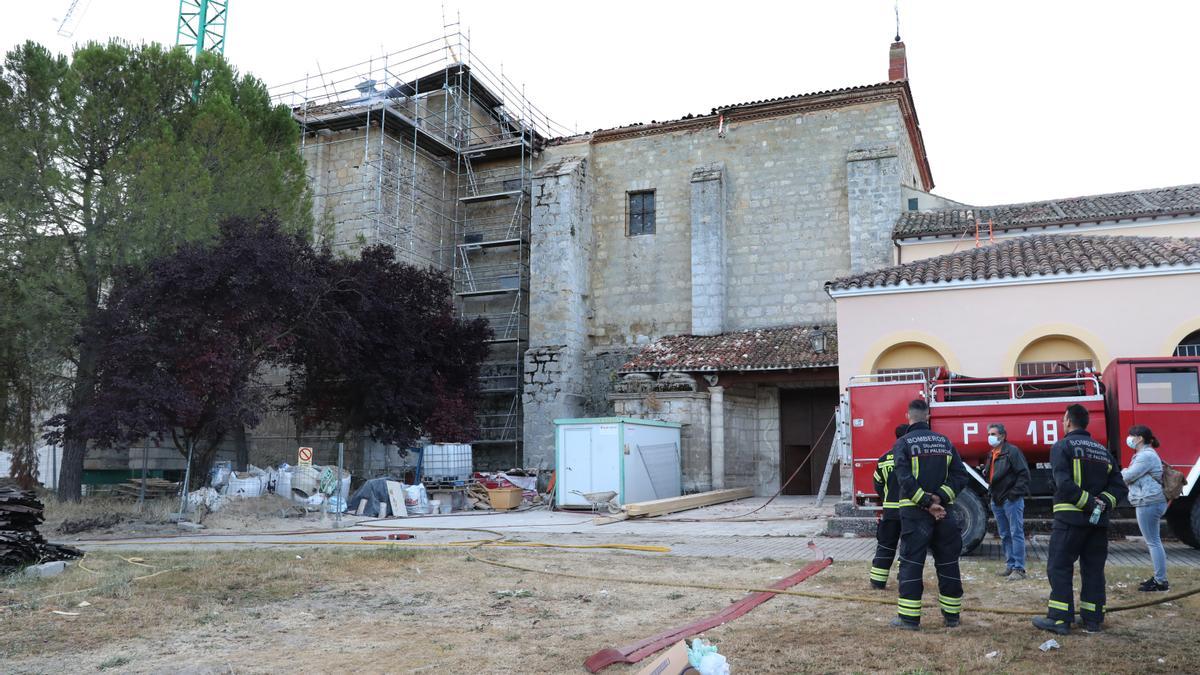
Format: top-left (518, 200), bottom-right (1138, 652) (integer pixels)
top-left (780, 388), bottom-right (839, 495)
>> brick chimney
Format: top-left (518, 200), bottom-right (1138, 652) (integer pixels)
top-left (888, 40), bottom-right (907, 81)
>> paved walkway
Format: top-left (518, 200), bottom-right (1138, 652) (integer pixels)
top-left (73, 496), bottom-right (1200, 569)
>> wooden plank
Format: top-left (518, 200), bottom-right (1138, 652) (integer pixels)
top-left (385, 480), bottom-right (408, 518)
top-left (623, 487), bottom-right (754, 518)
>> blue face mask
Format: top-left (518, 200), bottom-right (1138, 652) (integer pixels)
top-left (1126, 436), bottom-right (1140, 450)
top-left (987, 435), bottom-right (1001, 448)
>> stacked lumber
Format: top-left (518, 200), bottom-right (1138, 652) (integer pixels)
top-left (466, 483), bottom-right (493, 510)
top-left (0, 487), bottom-right (83, 574)
top-left (623, 487), bottom-right (754, 518)
top-left (113, 478), bottom-right (179, 500)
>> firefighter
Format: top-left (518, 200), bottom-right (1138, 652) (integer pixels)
top-left (891, 399), bottom-right (969, 630)
top-left (1033, 403), bottom-right (1128, 636)
top-left (869, 423), bottom-right (909, 589)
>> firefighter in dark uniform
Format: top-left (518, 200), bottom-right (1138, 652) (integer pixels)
top-left (869, 424), bottom-right (909, 589)
top-left (1033, 403), bottom-right (1128, 635)
top-left (891, 399), bottom-right (969, 630)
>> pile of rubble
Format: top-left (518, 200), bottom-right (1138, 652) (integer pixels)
top-left (0, 487), bottom-right (82, 574)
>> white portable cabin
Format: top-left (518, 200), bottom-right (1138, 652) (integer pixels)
top-left (554, 417), bottom-right (682, 508)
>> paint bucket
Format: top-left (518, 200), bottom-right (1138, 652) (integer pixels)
top-left (428, 500), bottom-right (442, 515)
top-left (437, 500), bottom-right (452, 514)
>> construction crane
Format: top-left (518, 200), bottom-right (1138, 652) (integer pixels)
top-left (175, 0), bottom-right (229, 59)
top-left (56, 0), bottom-right (95, 37)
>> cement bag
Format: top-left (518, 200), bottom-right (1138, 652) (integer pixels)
top-left (275, 468), bottom-right (293, 501)
top-left (290, 465), bottom-right (320, 498)
top-left (404, 483), bottom-right (429, 515)
top-left (226, 473), bottom-right (263, 499)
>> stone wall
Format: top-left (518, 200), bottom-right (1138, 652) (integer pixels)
top-left (847, 145), bottom-right (902, 275)
top-left (723, 386), bottom-right (759, 490)
top-left (522, 156), bottom-right (592, 466)
top-left (611, 389), bottom-right (712, 493)
top-left (301, 127), bottom-right (455, 269)
top-left (584, 99), bottom-right (911, 342)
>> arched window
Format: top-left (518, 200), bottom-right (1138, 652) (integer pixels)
top-left (873, 342), bottom-right (948, 381)
top-left (1014, 335), bottom-right (1098, 377)
top-left (1175, 330), bottom-right (1200, 357)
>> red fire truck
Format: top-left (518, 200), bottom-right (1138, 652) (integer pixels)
top-left (846, 357), bottom-right (1200, 554)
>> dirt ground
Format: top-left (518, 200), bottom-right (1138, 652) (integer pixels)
top-left (3, 539), bottom-right (1199, 674)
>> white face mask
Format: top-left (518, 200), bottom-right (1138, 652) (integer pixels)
top-left (1126, 435), bottom-right (1140, 450)
top-left (987, 435), bottom-right (1001, 448)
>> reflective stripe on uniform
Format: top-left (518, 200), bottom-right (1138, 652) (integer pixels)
top-left (1101, 491), bottom-right (1117, 509)
top-left (1073, 458), bottom-right (1082, 486)
top-left (882, 502), bottom-right (900, 509)
top-left (898, 499), bottom-right (916, 507)
top-left (869, 567), bottom-right (890, 582)
top-left (938, 594), bottom-right (962, 614)
top-left (1079, 600), bottom-right (1097, 612)
top-left (1048, 599), bottom-right (1070, 611)
top-left (1075, 490), bottom-right (1091, 509)
top-left (912, 488), bottom-right (926, 505)
top-left (912, 457), bottom-right (920, 479)
top-left (897, 597), bottom-right (922, 617)
top-left (1053, 503), bottom-right (1082, 513)
top-left (940, 485), bottom-right (955, 503)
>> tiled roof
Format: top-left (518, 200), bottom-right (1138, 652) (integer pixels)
top-left (827, 234), bottom-right (1200, 293)
top-left (894, 184), bottom-right (1200, 239)
top-left (620, 325), bottom-right (838, 373)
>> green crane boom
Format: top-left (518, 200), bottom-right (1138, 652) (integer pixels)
top-left (176, 0), bottom-right (229, 59)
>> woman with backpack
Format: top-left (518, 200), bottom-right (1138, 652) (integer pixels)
top-left (1121, 425), bottom-right (1169, 591)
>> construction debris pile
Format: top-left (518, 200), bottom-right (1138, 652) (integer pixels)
top-left (0, 487), bottom-right (83, 574)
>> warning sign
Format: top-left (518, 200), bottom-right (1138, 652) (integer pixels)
top-left (298, 446), bottom-right (313, 467)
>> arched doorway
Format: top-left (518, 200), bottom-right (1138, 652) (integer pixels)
top-left (872, 342), bottom-right (949, 381)
top-left (1175, 329), bottom-right (1200, 357)
top-left (1014, 335), bottom-right (1099, 376)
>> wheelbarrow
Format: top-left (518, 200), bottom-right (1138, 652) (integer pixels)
top-left (570, 489), bottom-right (621, 514)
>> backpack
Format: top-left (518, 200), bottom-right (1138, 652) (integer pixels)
top-left (1155, 458), bottom-right (1186, 501)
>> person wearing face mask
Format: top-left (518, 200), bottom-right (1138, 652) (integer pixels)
top-left (1121, 425), bottom-right (1169, 592)
top-left (981, 423), bottom-right (1030, 580)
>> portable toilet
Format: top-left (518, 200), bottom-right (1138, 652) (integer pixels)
top-left (554, 417), bottom-right (682, 509)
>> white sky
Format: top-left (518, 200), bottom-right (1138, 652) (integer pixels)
top-left (4, 0), bottom-right (1198, 205)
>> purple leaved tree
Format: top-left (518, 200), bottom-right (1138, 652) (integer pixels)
top-left (46, 216), bottom-right (322, 489)
top-left (286, 245), bottom-right (492, 451)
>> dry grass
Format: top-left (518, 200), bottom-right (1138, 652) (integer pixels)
top-left (1, 546), bottom-right (1198, 674)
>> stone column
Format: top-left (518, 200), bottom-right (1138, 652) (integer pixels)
top-left (523, 156), bottom-right (591, 467)
top-left (847, 146), bottom-right (902, 275)
top-left (690, 163), bottom-right (726, 336)
top-left (709, 385), bottom-right (725, 490)
top-left (756, 385), bottom-right (781, 496)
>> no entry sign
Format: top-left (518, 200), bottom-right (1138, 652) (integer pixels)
top-left (298, 446), bottom-right (313, 467)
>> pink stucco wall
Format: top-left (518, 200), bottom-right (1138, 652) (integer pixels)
top-left (834, 270), bottom-right (1200, 387)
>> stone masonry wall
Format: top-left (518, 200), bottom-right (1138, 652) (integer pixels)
top-left (612, 391), bottom-right (712, 493)
top-left (847, 145), bottom-right (902, 275)
top-left (723, 386), bottom-right (759, 489)
top-left (586, 99), bottom-right (910, 343)
top-left (523, 156), bottom-right (592, 466)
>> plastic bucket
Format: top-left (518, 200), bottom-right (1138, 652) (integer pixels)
top-left (438, 500), bottom-right (452, 514)
top-left (429, 500), bottom-right (442, 514)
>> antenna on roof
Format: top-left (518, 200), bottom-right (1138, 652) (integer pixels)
top-left (894, 0), bottom-right (902, 42)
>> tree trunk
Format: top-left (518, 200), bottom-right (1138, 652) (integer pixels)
top-left (233, 423), bottom-right (248, 472)
top-left (57, 334), bottom-right (100, 502)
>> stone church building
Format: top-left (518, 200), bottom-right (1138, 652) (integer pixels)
top-left (521, 40), bottom-right (953, 495)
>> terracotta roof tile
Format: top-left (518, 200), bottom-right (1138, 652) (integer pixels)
top-left (827, 234), bottom-right (1200, 292)
top-left (894, 184), bottom-right (1200, 239)
top-left (620, 325), bottom-right (837, 373)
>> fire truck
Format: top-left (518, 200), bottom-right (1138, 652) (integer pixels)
top-left (844, 356), bottom-right (1200, 554)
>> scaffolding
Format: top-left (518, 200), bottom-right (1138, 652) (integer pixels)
top-left (269, 30), bottom-right (569, 468)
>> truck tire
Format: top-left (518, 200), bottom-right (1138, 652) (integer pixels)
top-left (1167, 496), bottom-right (1200, 549)
top-left (952, 489), bottom-right (988, 556)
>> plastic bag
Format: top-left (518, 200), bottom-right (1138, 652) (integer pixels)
top-left (688, 639), bottom-right (728, 675)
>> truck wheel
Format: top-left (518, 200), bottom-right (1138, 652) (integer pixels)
top-left (1167, 497), bottom-right (1199, 549)
top-left (952, 489), bottom-right (987, 556)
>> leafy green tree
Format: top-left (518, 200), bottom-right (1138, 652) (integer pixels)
top-left (0, 40), bottom-right (311, 500)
